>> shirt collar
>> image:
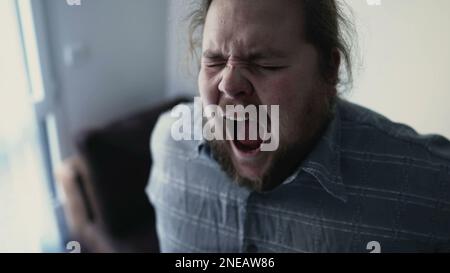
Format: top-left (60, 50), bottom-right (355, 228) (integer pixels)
top-left (196, 100), bottom-right (347, 203)
top-left (298, 101), bottom-right (348, 202)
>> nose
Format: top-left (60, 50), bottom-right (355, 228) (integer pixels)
top-left (218, 64), bottom-right (253, 99)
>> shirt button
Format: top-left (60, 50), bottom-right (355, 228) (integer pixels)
top-left (246, 244), bottom-right (257, 253)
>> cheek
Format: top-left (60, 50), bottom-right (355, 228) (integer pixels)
top-left (198, 69), bottom-right (221, 106)
top-left (254, 72), bottom-right (315, 141)
top-left (255, 72), bottom-right (304, 110)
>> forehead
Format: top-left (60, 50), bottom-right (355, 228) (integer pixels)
top-left (203, 0), bottom-right (305, 55)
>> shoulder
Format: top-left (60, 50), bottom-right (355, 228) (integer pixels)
top-left (338, 99), bottom-right (450, 169)
top-left (337, 100), bottom-right (450, 244)
top-left (150, 102), bottom-right (200, 159)
top-left (338, 99), bottom-right (450, 209)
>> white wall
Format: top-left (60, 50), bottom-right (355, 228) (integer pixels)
top-left (347, 0), bottom-right (450, 138)
top-left (166, 0), bottom-right (199, 97)
top-left (38, 0), bottom-right (450, 157)
top-left (41, 0), bottom-right (168, 157)
top-left (165, 0), bottom-right (450, 138)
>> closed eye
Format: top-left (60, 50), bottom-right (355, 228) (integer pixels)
top-left (203, 62), bottom-right (226, 68)
top-left (256, 65), bottom-right (287, 71)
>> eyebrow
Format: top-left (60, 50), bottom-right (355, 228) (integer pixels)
top-left (202, 49), bottom-right (288, 61)
top-left (202, 50), bottom-right (225, 60)
top-left (248, 49), bottom-right (289, 60)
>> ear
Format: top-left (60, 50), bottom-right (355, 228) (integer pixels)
top-left (328, 48), bottom-right (341, 86)
top-left (322, 48), bottom-right (341, 98)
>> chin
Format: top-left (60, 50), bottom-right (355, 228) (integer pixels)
top-left (208, 139), bottom-right (259, 191)
top-left (228, 143), bottom-right (277, 192)
top-left (210, 137), bottom-right (287, 192)
top-left (231, 152), bottom-right (269, 179)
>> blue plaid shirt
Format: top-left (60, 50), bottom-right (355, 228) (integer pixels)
top-left (146, 99), bottom-right (450, 253)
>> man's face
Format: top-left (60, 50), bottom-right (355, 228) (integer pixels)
top-left (198, 0), bottom-right (334, 191)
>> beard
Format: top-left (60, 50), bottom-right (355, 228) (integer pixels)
top-left (208, 94), bottom-right (335, 193)
top-left (208, 138), bottom-right (302, 192)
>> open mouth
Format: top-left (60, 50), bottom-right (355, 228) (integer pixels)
top-left (233, 138), bottom-right (263, 153)
top-left (232, 119), bottom-right (263, 154)
top-left (222, 111), bottom-right (270, 157)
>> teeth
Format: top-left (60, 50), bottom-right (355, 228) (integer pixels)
top-left (224, 111), bottom-right (257, 122)
top-left (218, 109), bottom-right (249, 121)
top-left (217, 106), bottom-right (271, 123)
top-left (224, 115), bottom-right (248, 122)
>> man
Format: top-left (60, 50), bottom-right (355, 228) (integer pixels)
top-left (147, 0), bottom-right (450, 252)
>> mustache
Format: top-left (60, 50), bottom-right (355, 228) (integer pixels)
top-left (217, 99), bottom-right (273, 122)
top-left (218, 98), bottom-right (261, 109)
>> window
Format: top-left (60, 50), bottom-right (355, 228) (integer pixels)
top-left (0, 0), bottom-right (62, 252)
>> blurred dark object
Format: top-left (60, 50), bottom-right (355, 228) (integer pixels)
top-left (56, 97), bottom-right (190, 253)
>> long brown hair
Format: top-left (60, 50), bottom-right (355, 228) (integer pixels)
top-left (187, 0), bottom-right (356, 90)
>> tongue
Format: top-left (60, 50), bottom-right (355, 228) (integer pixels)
top-left (234, 119), bottom-right (263, 151)
top-left (235, 139), bottom-right (263, 150)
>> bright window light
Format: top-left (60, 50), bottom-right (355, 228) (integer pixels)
top-left (0, 0), bottom-right (60, 253)
top-left (16, 0), bottom-right (46, 104)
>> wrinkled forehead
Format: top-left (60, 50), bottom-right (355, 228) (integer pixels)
top-left (203, 0), bottom-right (305, 57)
